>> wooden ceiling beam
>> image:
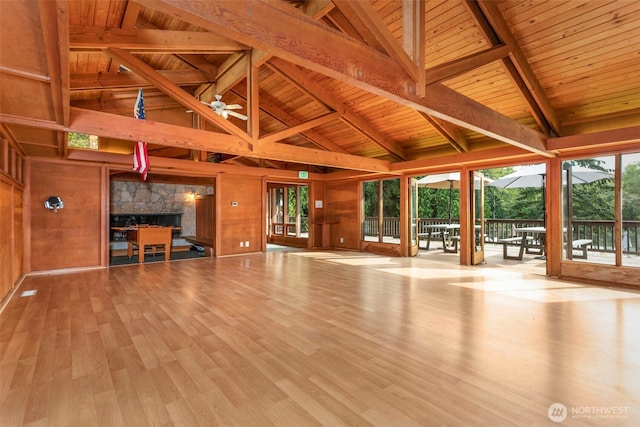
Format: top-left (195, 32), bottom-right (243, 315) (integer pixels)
top-left (474, 0), bottom-right (561, 136)
top-left (300, 0), bottom-right (334, 20)
top-left (71, 95), bottom-right (183, 114)
top-left (120, 1), bottom-right (142, 29)
top-left (391, 146), bottom-right (540, 174)
top-left (0, 113), bottom-right (66, 132)
top-left (403, 0), bottom-right (425, 96)
top-left (425, 45), bottom-right (509, 85)
top-left (0, 124), bottom-right (27, 157)
top-left (198, 52), bottom-right (248, 102)
top-left (38, 0), bottom-right (70, 129)
top-left (174, 55), bottom-right (218, 80)
top-left (268, 58), bottom-right (408, 160)
top-left (136, 0), bottom-right (549, 157)
top-left (68, 108), bottom-right (391, 173)
top-left (421, 83), bottom-right (548, 156)
top-left (419, 113), bottom-right (469, 153)
top-left (70, 69), bottom-right (210, 91)
top-left (230, 88), bottom-right (350, 154)
top-left (332, 0), bottom-right (419, 82)
top-left (247, 50), bottom-right (261, 142)
top-left (259, 112), bottom-right (340, 144)
top-left (70, 28), bottom-right (248, 53)
top-left (134, 0), bottom-right (413, 93)
top-left (547, 126), bottom-right (640, 152)
top-left (103, 47), bottom-right (251, 141)
top-left (67, 149), bottom-right (320, 180)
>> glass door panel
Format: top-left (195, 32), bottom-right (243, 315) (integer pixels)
top-left (409, 177), bottom-right (418, 256)
top-left (472, 171), bottom-right (485, 265)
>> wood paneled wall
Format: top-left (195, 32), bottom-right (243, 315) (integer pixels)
top-left (326, 180), bottom-right (361, 249)
top-left (195, 194), bottom-right (215, 241)
top-left (0, 137), bottom-right (25, 302)
top-left (0, 177), bottom-right (24, 302)
top-left (309, 181), bottom-right (325, 248)
top-left (217, 174), bottom-right (263, 256)
top-left (28, 159), bottom-right (104, 271)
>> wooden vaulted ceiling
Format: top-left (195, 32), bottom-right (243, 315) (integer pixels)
top-left (1, 0), bottom-right (639, 176)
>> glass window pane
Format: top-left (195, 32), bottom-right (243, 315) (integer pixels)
top-left (272, 187), bottom-right (284, 235)
top-left (622, 152), bottom-right (640, 267)
top-left (299, 186), bottom-right (309, 236)
top-left (562, 157), bottom-right (615, 264)
top-left (286, 187), bottom-right (296, 224)
top-left (382, 179), bottom-right (400, 243)
top-left (363, 181), bottom-right (379, 241)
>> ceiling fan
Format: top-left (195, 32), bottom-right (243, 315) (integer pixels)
top-left (201, 94), bottom-right (247, 120)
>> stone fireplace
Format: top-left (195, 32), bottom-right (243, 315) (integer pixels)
top-left (110, 180), bottom-right (214, 249)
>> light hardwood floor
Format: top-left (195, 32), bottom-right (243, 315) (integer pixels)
top-left (1, 250), bottom-right (639, 426)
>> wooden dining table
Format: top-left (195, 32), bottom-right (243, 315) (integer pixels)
top-left (127, 226), bottom-right (173, 263)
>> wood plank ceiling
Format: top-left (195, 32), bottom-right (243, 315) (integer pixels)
top-left (1, 0), bottom-right (639, 175)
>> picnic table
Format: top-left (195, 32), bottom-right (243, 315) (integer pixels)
top-left (498, 227), bottom-right (591, 260)
top-left (418, 224), bottom-right (460, 253)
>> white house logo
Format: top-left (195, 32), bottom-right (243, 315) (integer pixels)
top-left (548, 403), bottom-right (568, 423)
top-left (547, 403), bottom-right (629, 422)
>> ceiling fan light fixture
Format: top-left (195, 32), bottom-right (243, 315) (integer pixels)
top-left (200, 94), bottom-right (248, 121)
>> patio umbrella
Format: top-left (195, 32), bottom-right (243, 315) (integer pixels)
top-left (417, 172), bottom-right (492, 223)
top-left (488, 163), bottom-right (613, 224)
top-left (488, 164), bottom-right (613, 189)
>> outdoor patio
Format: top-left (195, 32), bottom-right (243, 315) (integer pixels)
top-left (417, 240), bottom-right (640, 279)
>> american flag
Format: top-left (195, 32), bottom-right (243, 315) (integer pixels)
top-left (133, 88), bottom-right (149, 181)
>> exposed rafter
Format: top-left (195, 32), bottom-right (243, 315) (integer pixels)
top-left (38, 0), bottom-right (69, 127)
top-left (70, 69), bottom-right (210, 91)
top-left (425, 45), bottom-right (509, 86)
top-left (230, 88), bottom-right (350, 154)
top-left (402, 0), bottom-right (425, 96)
top-left (103, 47), bottom-right (250, 142)
top-left (268, 59), bottom-right (409, 161)
top-left (332, 0), bottom-right (419, 81)
top-left (471, 0), bottom-right (561, 136)
top-left (69, 28), bottom-right (248, 53)
top-left (135, 0), bottom-right (550, 157)
top-left (68, 108), bottom-right (392, 173)
top-left (419, 113), bottom-right (470, 153)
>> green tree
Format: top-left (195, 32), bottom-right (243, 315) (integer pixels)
top-left (382, 178), bottom-right (400, 217)
top-left (481, 167), bottom-right (515, 219)
top-left (363, 181), bottom-right (379, 217)
top-left (67, 132), bottom-right (98, 149)
top-left (622, 162), bottom-right (640, 220)
top-left (564, 159), bottom-right (614, 220)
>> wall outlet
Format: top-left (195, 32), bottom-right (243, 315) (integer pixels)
top-left (340, 237), bottom-right (344, 243)
top-left (245, 241), bottom-right (249, 247)
top-left (240, 241), bottom-right (244, 247)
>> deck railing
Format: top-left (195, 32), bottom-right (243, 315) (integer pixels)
top-left (363, 217), bottom-right (640, 255)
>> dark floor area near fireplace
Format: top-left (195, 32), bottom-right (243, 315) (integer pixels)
top-left (110, 246), bottom-right (205, 266)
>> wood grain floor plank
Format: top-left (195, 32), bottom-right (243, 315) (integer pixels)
top-left (1, 251), bottom-right (638, 425)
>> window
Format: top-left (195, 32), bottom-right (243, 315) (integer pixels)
top-left (67, 132), bottom-right (99, 149)
top-left (362, 178), bottom-right (400, 243)
top-left (622, 153), bottom-right (640, 266)
top-left (562, 154), bottom-right (640, 267)
top-left (268, 184), bottom-right (308, 238)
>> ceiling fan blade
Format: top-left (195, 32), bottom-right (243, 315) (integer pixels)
top-left (226, 110), bottom-right (248, 121)
top-left (225, 104), bottom-right (243, 110)
top-left (200, 100), bottom-right (212, 106)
